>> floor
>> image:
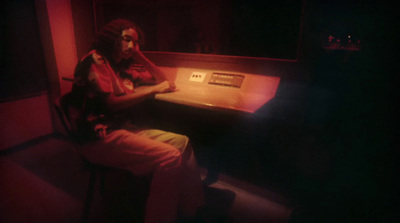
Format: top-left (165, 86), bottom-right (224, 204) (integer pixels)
top-left (0, 135), bottom-right (292, 223)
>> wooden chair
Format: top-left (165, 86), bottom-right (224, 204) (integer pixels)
top-left (53, 92), bottom-right (109, 223)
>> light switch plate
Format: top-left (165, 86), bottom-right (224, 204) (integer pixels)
top-left (189, 72), bottom-right (207, 82)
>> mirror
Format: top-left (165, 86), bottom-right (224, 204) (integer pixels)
top-left (93, 0), bottom-right (304, 61)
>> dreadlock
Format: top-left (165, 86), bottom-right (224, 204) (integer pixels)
top-left (91, 19), bottom-right (145, 62)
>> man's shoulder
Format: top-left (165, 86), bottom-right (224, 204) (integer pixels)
top-left (74, 50), bottom-right (108, 85)
top-left (80, 50), bottom-right (106, 65)
top-left (91, 50), bottom-right (106, 65)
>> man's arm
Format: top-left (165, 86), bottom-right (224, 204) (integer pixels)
top-left (105, 81), bottom-right (175, 112)
top-left (132, 50), bottom-right (168, 84)
top-left (87, 50), bottom-right (175, 112)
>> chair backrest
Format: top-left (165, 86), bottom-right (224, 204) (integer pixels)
top-left (54, 92), bottom-right (82, 142)
top-left (55, 93), bottom-right (111, 180)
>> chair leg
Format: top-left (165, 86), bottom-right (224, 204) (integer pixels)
top-left (82, 169), bottom-right (97, 223)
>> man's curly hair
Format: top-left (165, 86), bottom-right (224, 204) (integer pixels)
top-left (91, 19), bottom-right (145, 61)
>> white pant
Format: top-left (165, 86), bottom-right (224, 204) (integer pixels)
top-left (81, 128), bottom-right (204, 223)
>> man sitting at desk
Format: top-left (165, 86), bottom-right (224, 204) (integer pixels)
top-left (70, 19), bottom-right (204, 223)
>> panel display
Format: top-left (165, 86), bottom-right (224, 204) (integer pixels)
top-left (208, 73), bottom-right (245, 88)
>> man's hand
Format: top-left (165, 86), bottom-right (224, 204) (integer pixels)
top-left (94, 124), bottom-right (108, 138)
top-left (131, 48), bottom-right (168, 83)
top-left (154, 80), bottom-right (176, 93)
top-left (132, 47), bottom-right (144, 61)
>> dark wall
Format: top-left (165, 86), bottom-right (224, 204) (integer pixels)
top-left (269, 1), bottom-right (398, 222)
top-left (0, 0), bottom-right (48, 101)
top-left (94, 0), bottom-right (303, 60)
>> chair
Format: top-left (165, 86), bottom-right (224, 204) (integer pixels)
top-left (53, 92), bottom-right (109, 223)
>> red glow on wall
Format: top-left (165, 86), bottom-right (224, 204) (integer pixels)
top-left (46, 0), bottom-right (78, 94)
top-left (0, 94), bottom-right (53, 150)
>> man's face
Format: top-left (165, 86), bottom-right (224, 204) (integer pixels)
top-left (117, 28), bottom-right (139, 60)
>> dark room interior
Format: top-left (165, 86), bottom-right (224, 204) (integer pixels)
top-left (1, 0), bottom-right (397, 223)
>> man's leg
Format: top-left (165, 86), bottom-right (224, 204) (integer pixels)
top-left (134, 129), bottom-right (205, 218)
top-left (81, 130), bottom-right (184, 223)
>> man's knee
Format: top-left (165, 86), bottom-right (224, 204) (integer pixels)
top-left (158, 145), bottom-right (182, 170)
top-left (171, 134), bottom-right (190, 152)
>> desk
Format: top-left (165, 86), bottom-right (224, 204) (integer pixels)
top-left (151, 68), bottom-right (281, 184)
top-left (155, 67), bottom-right (280, 114)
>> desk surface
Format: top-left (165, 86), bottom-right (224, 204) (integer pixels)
top-left (155, 67), bottom-right (280, 114)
